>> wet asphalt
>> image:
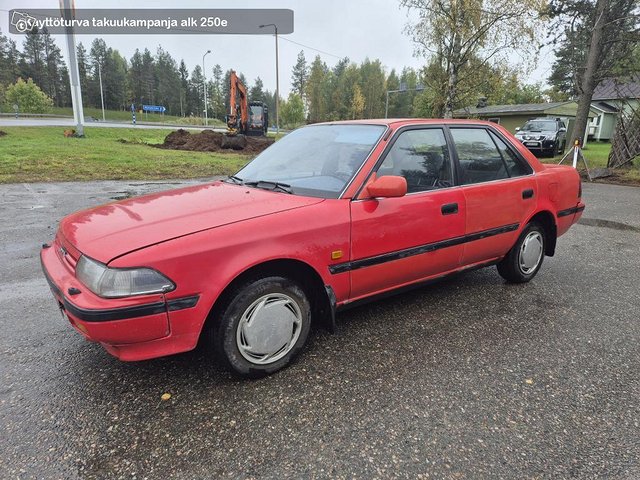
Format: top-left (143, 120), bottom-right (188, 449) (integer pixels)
top-left (0, 180), bottom-right (638, 479)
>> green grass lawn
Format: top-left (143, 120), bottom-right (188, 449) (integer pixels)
top-left (546, 141), bottom-right (640, 183)
top-left (0, 126), bottom-right (249, 183)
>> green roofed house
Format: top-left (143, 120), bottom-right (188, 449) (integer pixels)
top-left (587, 102), bottom-right (619, 141)
top-left (453, 100), bottom-right (598, 144)
top-left (589, 76), bottom-right (640, 141)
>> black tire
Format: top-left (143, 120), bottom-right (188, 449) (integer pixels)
top-left (497, 222), bottom-right (546, 283)
top-left (211, 276), bottom-right (311, 377)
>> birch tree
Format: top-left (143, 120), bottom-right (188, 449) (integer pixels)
top-left (401, 0), bottom-right (544, 117)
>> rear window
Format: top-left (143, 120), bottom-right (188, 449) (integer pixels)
top-left (450, 128), bottom-right (532, 184)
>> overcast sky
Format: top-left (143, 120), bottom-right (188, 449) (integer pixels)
top-left (1, 0), bottom-right (555, 96)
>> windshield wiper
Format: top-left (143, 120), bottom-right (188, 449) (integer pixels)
top-left (225, 175), bottom-right (244, 184)
top-left (244, 180), bottom-right (293, 194)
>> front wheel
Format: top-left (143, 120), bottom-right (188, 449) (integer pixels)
top-left (212, 276), bottom-right (312, 377)
top-left (497, 222), bottom-right (546, 283)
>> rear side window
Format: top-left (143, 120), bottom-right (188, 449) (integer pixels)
top-left (450, 128), bottom-right (508, 184)
top-left (377, 128), bottom-right (453, 193)
top-left (488, 131), bottom-right (532, 177)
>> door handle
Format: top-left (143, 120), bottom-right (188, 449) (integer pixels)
top-left (522, 189), bottom-right (534, 199)
top-left (441, 203), bottom-right (458, 215)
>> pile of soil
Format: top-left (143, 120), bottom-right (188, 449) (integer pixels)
top-left (156, 129), bottom-right (274, 154)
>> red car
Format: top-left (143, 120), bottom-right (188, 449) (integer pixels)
top-left (41, 119), bottom-right (584, 376)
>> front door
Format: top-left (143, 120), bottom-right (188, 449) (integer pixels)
top-left (349, 127), bottom-right (466, 301)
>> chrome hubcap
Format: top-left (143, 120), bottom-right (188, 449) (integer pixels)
top-left (519, 231), bottom-right (543, 275)
top-left (236, 293), bottom-right (302, 365)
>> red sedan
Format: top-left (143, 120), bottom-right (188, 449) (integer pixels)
top-left (41, 119), bottom-right (584, 376)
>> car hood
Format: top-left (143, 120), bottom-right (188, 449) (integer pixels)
top-left (517, 130), bottom-right (556, 137)
top-left (60, 181), bottom-right (324, 263)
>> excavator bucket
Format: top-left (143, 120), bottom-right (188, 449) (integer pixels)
top-left (221, 134), bottom-right (248, 150)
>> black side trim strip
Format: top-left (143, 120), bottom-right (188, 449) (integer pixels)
top-left (63, 300), bottom-right (166, 322)
top-left (329, 223), bottom-right (519, 274)
top-left (557, 205), bottom-right (585, 217)
top-left (167, 295), bottom-right (200, 312)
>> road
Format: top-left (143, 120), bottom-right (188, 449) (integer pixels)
top-left (0, 117), bottom-right (225, 131)
top-left (0, 180), bottom-right (638, 479)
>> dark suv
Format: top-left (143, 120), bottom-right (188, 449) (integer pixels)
top-left (515, 118), bottom-right (567, 157)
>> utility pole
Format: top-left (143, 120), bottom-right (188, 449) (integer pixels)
top-left (203, 50), bottom-right (211, 126)
top-left (60, 0), bottom-right (84, 136)
top-left (260, 24), bottom-right (279, 134)
top-left (98, 61), bottom-right (105, 122)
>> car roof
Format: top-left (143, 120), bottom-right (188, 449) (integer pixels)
top-left (311, 118), bottom-right (502, 128)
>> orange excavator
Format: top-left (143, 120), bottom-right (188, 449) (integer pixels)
top-left (226, 70), bottom-right (269, 136)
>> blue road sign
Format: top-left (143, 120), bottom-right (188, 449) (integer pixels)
top-left (142, 105), bottom-right (166, 113)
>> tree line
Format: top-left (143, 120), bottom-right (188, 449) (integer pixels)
top-left (1, 0), bottom-right (637, 134)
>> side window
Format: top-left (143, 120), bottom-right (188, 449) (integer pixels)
top-left (450, 128), bottom-right (508, 184)
top-left (377, 129), bottom-right (453, 193)
top-left (489, 131), bottom-right (532, 177)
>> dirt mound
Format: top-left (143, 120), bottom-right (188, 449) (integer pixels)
top-left (157, 129), bottom-right (274, 154)
top-left (0, 130), bottom-right (7, 137)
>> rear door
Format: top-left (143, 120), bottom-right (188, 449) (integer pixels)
top-left (348, 127), bottom-right (466, 300)
top-left (448, 126), bottom-right (537, 265)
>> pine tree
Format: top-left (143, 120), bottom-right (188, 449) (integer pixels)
top-left (178, 59), bottom-right (189, 115)
top-left (291, 50), bottom-right (308, 98)
top-left (128, 49), bottom-right (144, 106)
top-left (190, 65), bottom-right (205, 117)
top-left (41, 28), bottom-right (66, 106)
top-left (211, 63), bottom-right (224, 120)
top-left (305, 56), bottom-right (330, 123)
top-left (21, 30), bottom-right (46, 87)
top-left (0, 29), bottom-right (18, 86)
top-left (250, 77), bottom-right (265, 101)
top-left (76, 43), bottom-right (90, 104)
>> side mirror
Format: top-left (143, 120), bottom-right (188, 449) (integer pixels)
top-left (365, 175), bottom-right (407, 198)
top-left (559, 127), bottom-right (567, 133)
top-left (515, 127), bottom-right (521, 132)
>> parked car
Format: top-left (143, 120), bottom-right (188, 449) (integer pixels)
top-left (515, 117), bottom-right (567, 156)
top-left (41, 119), bottom-right (584, 377)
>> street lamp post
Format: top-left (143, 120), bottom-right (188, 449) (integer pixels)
top-left (259, 23), bottom-right (279, 134)
top-left (202, 50), bottom-right (211, 126)
top-left (98, 60), bottom-right (105, 122)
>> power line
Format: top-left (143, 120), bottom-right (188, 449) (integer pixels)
top-left (276, 36), bottom-right (344, 60)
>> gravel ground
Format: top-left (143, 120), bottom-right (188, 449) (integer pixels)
top-left (0, 180), bottom-right (638, 479)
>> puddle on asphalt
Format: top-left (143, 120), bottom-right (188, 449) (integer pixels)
top-left (579, 218), bottom-right (640, 233)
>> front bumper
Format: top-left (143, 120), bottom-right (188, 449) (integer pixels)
top-left (40, 242), bottom-right (199, 360)
top-left (518, 138), bottom-right (557, 153)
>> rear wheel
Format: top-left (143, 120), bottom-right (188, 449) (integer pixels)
top-left (497, 222), bottom-right (546, 283)
top-left (212, 276), bottom-right (311, 377)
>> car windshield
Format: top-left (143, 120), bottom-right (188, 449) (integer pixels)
top-left (233, 124), bottom-right (386, 198)
top-left (522, 121), bottom-right (557, 131)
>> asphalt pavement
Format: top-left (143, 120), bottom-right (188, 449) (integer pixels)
top-left (0, 180), bottom-right (638, 479)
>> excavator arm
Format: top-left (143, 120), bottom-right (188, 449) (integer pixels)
top-left (227, 70), bottom-right (248, 134)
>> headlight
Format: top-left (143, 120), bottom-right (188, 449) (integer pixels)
top-left (75, 255), bottom-right (175, 298)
